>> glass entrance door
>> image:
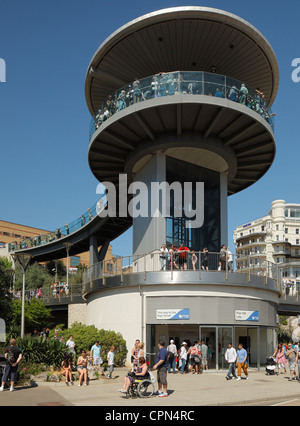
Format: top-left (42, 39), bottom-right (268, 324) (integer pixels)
top-left (199, 327), bottom-right (216, 370)
top-left (218, 327), bottom-right (233, 370)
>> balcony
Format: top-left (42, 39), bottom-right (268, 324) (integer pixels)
top-left (89, 71), bottom-right (275, 141)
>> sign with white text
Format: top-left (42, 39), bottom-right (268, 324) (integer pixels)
top-left (235, 310), bottom-right (259, 321)
top-left (156, 309), bottom-right (190, 320)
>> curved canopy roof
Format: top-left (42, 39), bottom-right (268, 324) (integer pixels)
top-left (85, 6), bottom-right (279, 116)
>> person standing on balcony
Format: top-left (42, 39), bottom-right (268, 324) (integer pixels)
top-left (160, 244), bottom-right (168, 270)
top-left (133, 78), bottom-right (141, 103)
top-left (178, 243), bottom-right (190, 270)
top-left (239, 83), bottom-right (248, 105)
top-left (117, 90), bottom-right (127, 111)
top-left (219, 245), bottom-right (227, 271)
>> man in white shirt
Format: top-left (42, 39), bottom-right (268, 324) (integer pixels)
top-left (167, 340), bottom-right (177, 373)
top-left (225, 343), bottom-right (237, 380)
top-left (179, 342), bottom-right (188, 374)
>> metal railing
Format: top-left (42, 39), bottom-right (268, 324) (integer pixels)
top-left (13, 283), bottom-right (83, 304)
top-left (8, 193), bottom-right (107, 252)
top-left (83, 250), bottom-right (283, 291)
top-left (89, 70), bottom-right (275, 140)
top-left (13, 252), bottom-right (300, 305)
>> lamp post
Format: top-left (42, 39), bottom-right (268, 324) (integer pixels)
top-left (63, 243), bottom-right (73, 289)
top-left (11, 253), bottom-right (32, 338)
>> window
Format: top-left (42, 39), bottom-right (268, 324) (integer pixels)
top-left (276, 235), bottom-right (279, 241)
top-left (297, 239), bottom-right (299, 245)
top-left (296, 229), bottom-right (299, 235)
top-left (261, 226), bottom-right (265, 232)
top-left (285, 228), bottom-right (288, 234)
top-left (276, 225), bottom-right (279, 231)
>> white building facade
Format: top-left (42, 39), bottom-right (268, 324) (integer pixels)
top-left (234, 200), bottom-right (300, 296)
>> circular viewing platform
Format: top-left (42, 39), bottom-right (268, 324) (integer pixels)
top-left (89, 71), bottom-right (275, 141)
top-left (88, 70), bottom-right (276, 196)
top-left (85, 6), bottom-right (279, 116)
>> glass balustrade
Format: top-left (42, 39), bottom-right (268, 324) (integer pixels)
top-left (8, 193), bottom-right (107, 252)
top-left (89, 71), bottom-right (275, 140)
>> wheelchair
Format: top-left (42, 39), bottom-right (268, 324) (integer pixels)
top-left (125, 372), bottom-right (155, 398)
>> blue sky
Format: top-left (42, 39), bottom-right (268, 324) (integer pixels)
top-left (0, 0), bottom-right (299, 257)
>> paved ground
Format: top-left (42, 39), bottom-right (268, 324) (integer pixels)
top-left (1, 367), bottom-right (300, 407)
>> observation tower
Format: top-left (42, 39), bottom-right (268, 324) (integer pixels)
top-left (84, 7), bottom-right (280, 369)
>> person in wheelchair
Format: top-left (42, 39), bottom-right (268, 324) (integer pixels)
top-left (119, 356), bottom-right (149, 394)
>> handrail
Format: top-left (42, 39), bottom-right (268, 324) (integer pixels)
top-left (8, 193), bottom-right (107, 252)
top-left (83, 250), bottom-right (282, 292)
top-left (89, 70), bottom-right (275, 140)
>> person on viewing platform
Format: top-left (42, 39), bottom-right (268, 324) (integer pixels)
top-left (117, 90), bottom-right (127, 111)
top-left (65, 224), bottom-right (69, 235)
top-left (219, 244), bottom-right (227, 271)
top-left (227, 247), bottom-right (233, 272)
top-left (228, 86), bottom-right (238, 102)
top-left (191, 250), bottom-right (198, 270)
top-left (169, 245), bottom-right (179, 270)
top-left (201, 248), bottom-right (209, 271)
top-left (160, 244), bottom-right (168, 270)
top-left (178, 243), bottom-right (190, 270)
top-left (239, 83), bottom-right (248, 105)
top-left (133, 78), bottom-right (141, 103)
top-left (215, 87), bottom-right (224, 98)
top-left (87, 208), bottom-right (93, 221)
top-left (56, 228), bottom-right (61, 239)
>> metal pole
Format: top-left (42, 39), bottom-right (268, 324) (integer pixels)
top-left (21, 270), bottom-right (25, 338)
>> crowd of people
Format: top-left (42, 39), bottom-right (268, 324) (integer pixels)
top-left (91, 72), bottom-right (276, 135)
top-left (2, 334), bottom-right (300, 395)
top-left (160, 243), bottom-right (234, 272)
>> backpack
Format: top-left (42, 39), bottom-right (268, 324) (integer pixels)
top-left (6, 347), bottom-right (15, 363)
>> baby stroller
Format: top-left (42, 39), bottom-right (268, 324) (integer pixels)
top-left (265, 356), bottom-right (278, 375)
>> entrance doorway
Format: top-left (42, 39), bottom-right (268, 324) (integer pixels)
top-left (199, 326), bottom-right (234, 370)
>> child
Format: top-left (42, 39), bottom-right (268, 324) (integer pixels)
top-left (107, 346), bottom-right (115, 379)
top-left (191, 250), bottom-right (198, 271)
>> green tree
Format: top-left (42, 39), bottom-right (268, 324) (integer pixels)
top-left (11, 298), bottom-right (53, 332)
top-left (15, 262), bottom-right (53, 290)
top-left (45, 260), bottom-right (66, 281)
top-left (0, 257), bottom-right (13, 323)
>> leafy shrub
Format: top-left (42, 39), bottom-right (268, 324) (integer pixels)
top-left (51, 322), bottom-right (127, 366)
top-left (16, 336), bottom-right (69, 368)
